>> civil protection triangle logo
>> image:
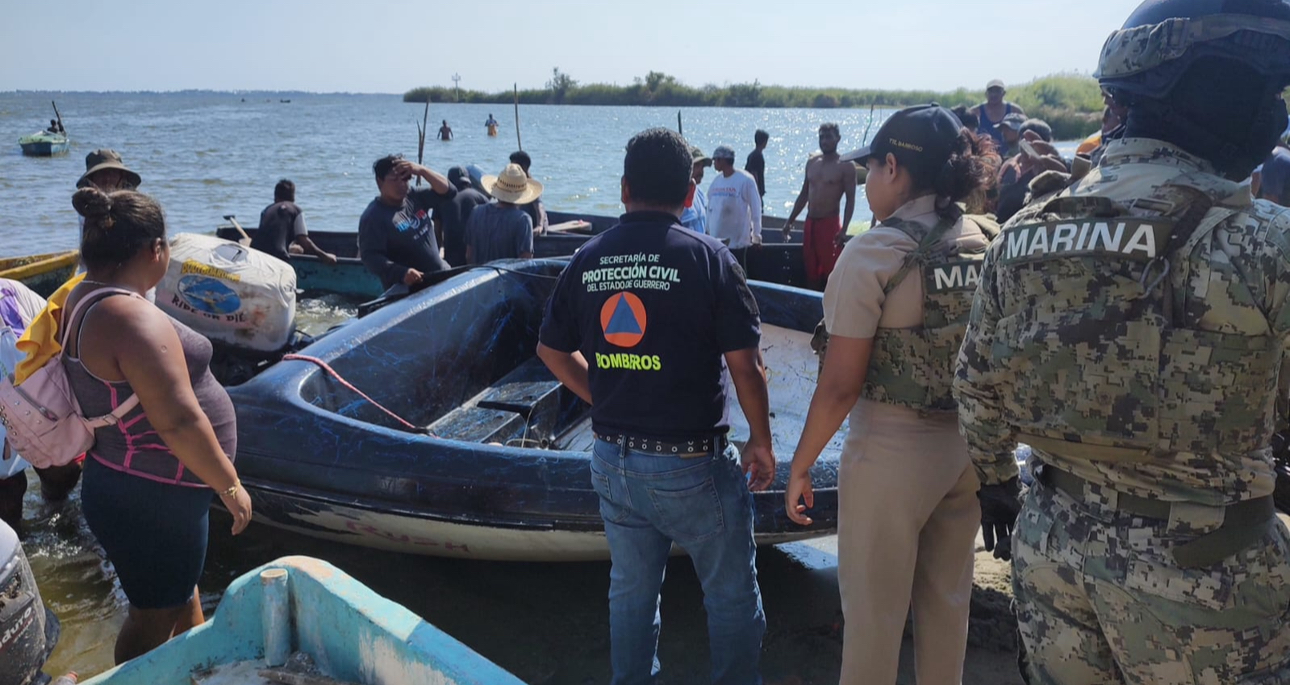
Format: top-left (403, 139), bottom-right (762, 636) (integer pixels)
top-left (600, 292), bottom-right (647, 348)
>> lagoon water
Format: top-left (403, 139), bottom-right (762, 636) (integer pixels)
top-left (0, 92), bottom-right (1031, 684)
top-left (1, 91), bottom-right (911, 257)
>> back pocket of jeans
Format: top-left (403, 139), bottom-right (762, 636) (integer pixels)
top-left (647, 477), bottom-right (726, 543)
top-left (591, 471), bottom-right (630, 525)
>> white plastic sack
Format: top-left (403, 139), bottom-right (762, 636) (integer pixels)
top-left (0, 326), bottom-right (29, 478)
top-left (157, 234), bottom-right (297, 353)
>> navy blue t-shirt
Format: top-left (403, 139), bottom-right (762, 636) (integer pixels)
top-left (539, 211), bottom-right (761, 440)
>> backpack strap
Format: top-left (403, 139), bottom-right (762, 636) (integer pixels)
top-left (878, 214), bottom-right (959, 296)
top-left (60, 286), bottom-right (145, 424)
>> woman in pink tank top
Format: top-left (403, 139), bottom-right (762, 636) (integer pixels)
top-left (67, 187), bottom-right (252, 665)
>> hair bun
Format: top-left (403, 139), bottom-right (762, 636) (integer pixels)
top-left (72, 187), bottom-right (115, 230)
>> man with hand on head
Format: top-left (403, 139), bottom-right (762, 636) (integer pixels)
top-left (358, 155), bottom-right (455, 290)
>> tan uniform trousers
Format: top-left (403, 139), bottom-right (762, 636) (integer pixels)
top-left (837, 400), bottom-right (981, 685)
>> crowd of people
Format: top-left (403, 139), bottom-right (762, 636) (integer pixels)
top-left (7, 1), bottom-right (1290, 684)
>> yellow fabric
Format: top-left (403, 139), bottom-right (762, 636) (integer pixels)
top-left (1076, 131), bottom-right (1102, 156)
top-left (15, 273), bottom-right (84, 384)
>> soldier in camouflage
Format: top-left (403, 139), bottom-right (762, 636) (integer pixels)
top-left (785, 105), bottom-right (997, 684)
top-left (953, 1), bottom-right (1290, 683)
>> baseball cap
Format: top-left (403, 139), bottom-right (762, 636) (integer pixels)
top-left (690, 146), bottom-right (712, 167)
top-left (840, 105), bottom-right (963, 172)
top-left (712, 145), bottom-right (736, 161)
top-left (987, 79), bottom-right (1006, 91)
top-left (447, 165), bottom-right (473, 190)
top-left (999, 113), bottom-right (1028, 131)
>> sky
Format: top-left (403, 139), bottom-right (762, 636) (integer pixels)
top-left (2, 0), bottom-right (1132, 94)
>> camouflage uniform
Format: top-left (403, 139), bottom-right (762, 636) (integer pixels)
top-left (954, 138), bottom-right (1290, 684)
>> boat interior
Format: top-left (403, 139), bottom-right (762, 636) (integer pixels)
top-left (292, 260), bottom-right (839, 459)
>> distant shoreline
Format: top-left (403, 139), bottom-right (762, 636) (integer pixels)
top-left (405, 71), bottom-right (1104, 139)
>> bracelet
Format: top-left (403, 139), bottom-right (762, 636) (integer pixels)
top-left (219, 480), bottom-right (241, 498)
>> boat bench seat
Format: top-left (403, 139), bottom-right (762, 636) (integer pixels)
top-left (426, 358), bottom-right (568, 445)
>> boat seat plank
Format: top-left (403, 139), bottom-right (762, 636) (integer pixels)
top-left (426, 406), bottom-right (527, 444)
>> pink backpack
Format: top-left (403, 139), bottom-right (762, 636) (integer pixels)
top-left (0, 287), bottom-right (140, 468)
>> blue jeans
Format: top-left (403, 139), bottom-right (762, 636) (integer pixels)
top-left (591, 437), bottom-right (765, 685)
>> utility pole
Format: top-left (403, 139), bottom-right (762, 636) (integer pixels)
top-left (452, 73), bottom-right (461, 102)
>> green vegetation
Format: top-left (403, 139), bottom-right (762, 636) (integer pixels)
top-left (406, 70), bottom-right (1106, 139)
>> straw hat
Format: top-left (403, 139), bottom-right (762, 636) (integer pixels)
top-left (77, 149), bottom-right (142, 189)
top-left (481, 163), bottom-right (543, 204)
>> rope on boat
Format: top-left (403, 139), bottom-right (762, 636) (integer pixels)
top-left (281, 354), bottom-right (431, 435)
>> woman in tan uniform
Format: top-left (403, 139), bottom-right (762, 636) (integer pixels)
top-left (785, 105), bottom-right (995, 684)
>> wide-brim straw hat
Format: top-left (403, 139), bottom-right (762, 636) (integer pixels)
top-left (481, 163), bottom-right (543, 204)
top-left (77, 149), bottom-right (142, 189)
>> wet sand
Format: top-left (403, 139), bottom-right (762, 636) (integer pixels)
top-left (29, 483), bottom-right (1025, 684)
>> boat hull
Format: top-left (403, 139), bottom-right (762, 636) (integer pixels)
top-left (0, 251), bottom-right (79, 297)
top-left (18, 132), bottom-right (69, 157)
top-left (227, 259), bottom-right (840, 561)
top-left (81, 556), bottom-right (522, 684)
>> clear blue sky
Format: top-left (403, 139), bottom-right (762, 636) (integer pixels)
top-left (3, 0), bottom-right (1132, 93)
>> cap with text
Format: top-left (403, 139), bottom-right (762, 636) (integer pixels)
top-left (840, 104), bottom-right (964, 172)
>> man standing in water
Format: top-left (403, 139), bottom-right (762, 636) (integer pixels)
top-left (438, 120), bottom-right (453, 141)
top-left (783, 123), bottom-right (857, 290)
top-left (970, 80), bottom-right (1025, 149)
top-left (537, 127), bottom-right (773, 685)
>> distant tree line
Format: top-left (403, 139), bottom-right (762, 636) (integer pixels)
top-left (405, 69), bottom-right (1106, 139)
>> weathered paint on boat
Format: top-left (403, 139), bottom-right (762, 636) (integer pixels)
top-left (0, 250), bottom-right (79, 297)
top-left (18, 131), bottom-right (69, 156)
top-left (81, 556), bottom-right (523, 684)
top-left (226, 259), bottom-right (841, 561)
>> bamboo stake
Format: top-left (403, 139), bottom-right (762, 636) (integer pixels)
top-left (514, 84), bottom-right (522, 151)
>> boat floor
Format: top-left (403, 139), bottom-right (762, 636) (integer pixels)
top-left (194, 658), bottom-right (358, 685)
top-left (544, 325), bottom-right (840, 457)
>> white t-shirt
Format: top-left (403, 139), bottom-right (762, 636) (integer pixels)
top-left (706, 170), bottom-right (763, 249)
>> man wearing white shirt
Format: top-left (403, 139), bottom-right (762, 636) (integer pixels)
top-left (706, 145), bottom-right (763, 262)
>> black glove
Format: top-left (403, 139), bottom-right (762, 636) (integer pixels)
top-left (1273, 432), bottom-right (1290, 515)
top-left (978, 477), bottom-right (1022, 561)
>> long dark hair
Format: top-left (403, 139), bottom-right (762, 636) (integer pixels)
top-left (72, 187), bottom-right (166, 271)
top-left (909, 129), bottom-right (996, 219)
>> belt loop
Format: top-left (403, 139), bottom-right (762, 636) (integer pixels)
top-left (618, 436), bottom-right (627, 459)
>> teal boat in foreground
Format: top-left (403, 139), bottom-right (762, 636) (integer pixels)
top-left (82, 556), bottom-right (523, 685)
top-left (18, 131), bottom-right (69, 156)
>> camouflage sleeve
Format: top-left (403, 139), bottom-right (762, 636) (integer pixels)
top-left (1263, 209), bottom-right (1290, 338)
top-left (953, 245), bottom-right (1020, 485)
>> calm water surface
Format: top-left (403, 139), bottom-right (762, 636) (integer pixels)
top-left (2, 92), bottom-right (1050, 682)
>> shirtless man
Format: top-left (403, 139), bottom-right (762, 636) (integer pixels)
top-left (783, 123), bottom-right (857, 289)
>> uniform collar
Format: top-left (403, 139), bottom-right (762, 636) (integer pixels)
top-left (620, 210), bottom-right (682, 225)
top-left (1099, 138), bottom-right (1216, 175)
top-left (887, 194), bottom-right (939, 223)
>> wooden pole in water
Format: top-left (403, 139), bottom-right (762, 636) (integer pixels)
top-left (51, 100), bottom-right (65, 134)
top-left (677, 110), bottom-right (683, 137)
top-left (861, 103), bottom-right (877, 144)
top-left (415, 98), bottom-right (430, 186)
top-left (514, 84), bottom-right (522, 151)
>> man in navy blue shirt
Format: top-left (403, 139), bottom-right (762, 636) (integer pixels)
top-left (538, 128), bottom-right (774, 685)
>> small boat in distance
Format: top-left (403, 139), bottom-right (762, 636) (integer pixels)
top-left (81, 556), bottom-right (523, 684)
top-left (18, 131), bottom-right (69, 157)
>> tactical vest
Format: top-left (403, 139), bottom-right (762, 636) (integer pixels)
top-left (993, 175), bottom-right (1277, 461)
top-left (861, 214), bottom-right (994, 412)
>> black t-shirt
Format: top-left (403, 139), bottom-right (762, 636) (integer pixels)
top-left (539, 211), bottom-right (761, 440)
top-left (436, 187), bottom-right (490, 266)
top-left (251, 201), bottom-right (305, 263)
top-left (358, 187), bottom-right (455, 289)
top-left (745, 149), bottom-right (766, 198)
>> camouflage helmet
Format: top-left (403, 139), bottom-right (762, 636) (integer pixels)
top-left (1096, 0), bottom-right (1290, 101)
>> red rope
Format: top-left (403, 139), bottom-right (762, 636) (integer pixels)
top-left (282, 354), bottom-right (427, 434)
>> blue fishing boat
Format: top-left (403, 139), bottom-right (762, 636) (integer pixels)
top-left (81, 556), bottom-right (523, 684)
top-left (226, 259), bottom-right (841, 561)
top-left (18, 131), bottom-right (69, 157)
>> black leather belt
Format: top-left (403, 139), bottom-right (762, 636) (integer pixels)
top-left (1037, 464), bottom-right (1275, 568)
top-left (593, 432), bottom-right (726, 456)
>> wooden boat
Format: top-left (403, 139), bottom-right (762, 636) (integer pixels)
top-left (18, 131), bottom-right (69, 156)
top-left (225, 259), bottom-right (841, 561)
top-left (0, 250), bottom-right (79, 297)
top-left (81, 556), bottom-right (522, 684)
top-left (217, 211), bottom-right (820, 289)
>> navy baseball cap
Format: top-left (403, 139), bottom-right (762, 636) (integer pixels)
top-left (841, 105), bottom-right (964, 172)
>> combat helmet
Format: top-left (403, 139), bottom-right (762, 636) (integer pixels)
top-left (1096, 0), bottom-right (1290, 101)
